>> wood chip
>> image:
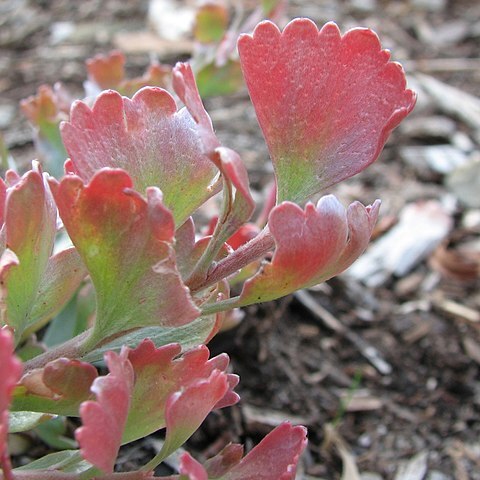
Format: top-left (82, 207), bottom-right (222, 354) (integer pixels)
top-left (394, 451), bottom-right (428, 480)
top-left (433, 296), bottom-right (480, 323)
top-left (446, 154), bottom-right (480, 208)
top-left (416, 73), bottom-right (480, 131)
top-left (242, 404), bottom-right (310, 428)
top-left (324, 424), bottom-right (362, 480)
top-left (295, 290), bottom-right (392, 375)
top-left (400, 145), bottom-right (469, 175)
top-left (347, 201), bottom-right (453, 287)
top-left (114, 31), bottom-right (193, 56)
top-left (462, 337), bottom-right (480, 365)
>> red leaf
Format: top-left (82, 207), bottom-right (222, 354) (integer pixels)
top-left (61, 87), bottom-right (218, 225)
top-left (173, 65), bottom-right (254, 284)
top-left (123, 339), bottom-right (239, 444)
top-left (0, 329), bottom-right (23, 474)
top-left (86, 51), bottom-right (126, 90)
top-left (237, 196), bottom-right (380, 305)
top-left (238, 19), bottom-right (416, 203)
top-left (159, 369), bottom-right (229, 460)
top-left (178, 423), bottom-right (307, 480)
top-left (179, 453), bottom-right (208, 480)
top-left (50, 169), bottom-right (199, 347)
top-left (85, 51), bottom-right (171, 98)
top-left (224, 422), bottom-right (307, 480)
top-left (204, 443), bottom-right (244, 477)
top-left (1, 164), bottom-right (58, 339)
top-left (76, 348), bottom-right (134, 473)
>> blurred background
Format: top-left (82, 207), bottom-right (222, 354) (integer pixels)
top-left (1, 1), bottom-right (479, 478)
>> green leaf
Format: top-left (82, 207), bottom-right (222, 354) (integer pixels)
top-left (194, 3), bottom-right (228, 43)
top-left (81, 315), bottom-right (217, 363)
top-left (14, 450), bottom-right (90, 473)
top-left (35, 416), bottom-right (77, 450)
top-left (50, 169), bottom-right (200, 350)
top-left (9, 411), bottom-right (54, 433)
top-left (197, 60), bottom-right (243, 98)
top-left (43, 283), bottom-right (94, 348)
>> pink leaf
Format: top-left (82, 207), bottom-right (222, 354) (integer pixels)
top-left (178, 424), bottom-right (307, 480)
top-left (49, 169), bottom-right (199, 347)
top-left (27, 247), bottom-right (87, 329)
top-left (0, 328), bottom-right (23, 476)
top-left (238, 19), bottom-right (416, 203)
top-left (203, 443), bottom-right (244, 477)
top-left (1, 164), bottom-right (57, 340)
top-left (0, 177), bottom-right (6, 229)
top-left (173, 65), bottom-right (255, 282)
top-left (224, 422), bottom-right (307, 480)
top-left (172, 63), bottom-right (218, 155)
top-left (86, 51), bottom-right (126, 90)
top-left (85, 51), bottom-right (171, 98)
top-left (179, 453), bottom-right (208, 480)
top-left (61, 87), bottom-right (218, 225)
top-left (76, 348), bottom-right (134, 473)
top-left (123, 339), bottom-right (239, 445)
top-left (237, 196), bottom-right (380, 306)
top-left (15, 358), bottom-right (97, 416)
top-left (159, 369), bottom-right (229, 460)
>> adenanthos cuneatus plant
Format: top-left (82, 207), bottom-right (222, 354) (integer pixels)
top-left (1, 18), bottom-right (415, 480)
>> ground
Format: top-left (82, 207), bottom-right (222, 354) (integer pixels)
top-left (1, 0), bottom-right (479, 479)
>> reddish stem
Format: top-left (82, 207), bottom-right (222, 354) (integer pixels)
top-left (189, 227), bottom-right (275, 294)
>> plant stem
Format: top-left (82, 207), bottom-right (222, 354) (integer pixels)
top-left (2, 471), bottom-right (156, 479)
top-left (22, 330), bottom-right (91, 374)
top-left (200, 296), bottom-right (241, 315)
top-left (188, 227), bottom-right (275, 294)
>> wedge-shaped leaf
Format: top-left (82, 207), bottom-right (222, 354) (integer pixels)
top-left (1, 165), bottom-right (86, 343)
top-left (2, 165), bottom-right (56, 340)
top-left (0, 177), bottom-right (6, 231)
top-left (81, 316), bottom-right (217, 364)
top-left (194, 3), bottom-right (228, 44)
top-left (62, 87), bottom-right (219, 225)
top-left (20, 85), bottom-right (69, 178)
top-left (76, 349), bottom-right (134, 474)
top-left (173, 64), bottom-right (254, 283)
top-left (24, 247), bottom-right (87, 336)
top-left (85, 51), bottom-right (171, 98)
top-left (13, 450), bottom-right (90, 474)
top-left (203, 443), bottom-right (244, 478)
top-left (236, 196), bottom-right (380, 306)
top-left (49, 169), bottom-right (200, 348)
top-left (9, 411), bottom-right (53, 433)
top-left (0, 329), bottom-right (22, 475)
top-left (196, 60), bottom-right (244, 98)
top-left (180, 454), bottom-right (207, 480)
top-left (13, 358), bottom-right (98, 416)
top-left (178, 422), bottom-right (307, 480)
top-left (123, 339), bottom-right (239, 445)
top-left (157, 369), bottom-right (230, 462)
top-left (238, 19), bottom-right (416, 203)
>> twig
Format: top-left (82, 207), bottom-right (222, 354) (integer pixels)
top-left (294, 290), bottom-right (392, 375)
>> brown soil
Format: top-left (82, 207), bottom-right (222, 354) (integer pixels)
top-left (2, 0), bottom-right (479, 478)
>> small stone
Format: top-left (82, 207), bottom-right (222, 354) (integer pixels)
top-left (411, 0), bottom-right (446, 11)
top-left (361, 474), bottom-right (383, 480)
top-left (358, 432), bottom-right (372, 448)
top-left (50, 21), bottom-right (75, 45)
top-left (400, 145), bottom-right (468, 175)
top-left (427, 471), bottom-right (451, 480)
top-left (0, 104), bottom-right (15, 129)
top-left (451, 131), bottom-right (475, 153)
top-left (446, 154), bottom-right (480, 208)
top-left (400, 115), bottom-right (456, 140)
top-left (349, 0), bottom-right (377, 13)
